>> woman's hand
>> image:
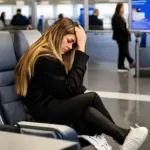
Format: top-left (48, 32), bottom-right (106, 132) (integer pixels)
top-left (75, 25), bottom-right (87, 52)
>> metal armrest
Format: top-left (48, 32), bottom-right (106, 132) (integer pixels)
top-left (0, 124), bottom-right (20, 133)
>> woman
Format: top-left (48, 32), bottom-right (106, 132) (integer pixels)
top-left (112, 3), bottom-right (135, 71)
top-left (15, 18), bottom-right (148, 150)
top-left (0, 12), bottom-right (5, 26)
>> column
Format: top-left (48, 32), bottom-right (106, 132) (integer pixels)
top-left (84, 0), bottom-right (89, 30)
top-left (31, 0), bottom-right (37, 29)
top-left (73, 3), bottom-right (78, 21)
top-left (53, 4), bottom-right (57, 20)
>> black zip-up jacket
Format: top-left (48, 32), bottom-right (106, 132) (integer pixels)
top-left (112, 13), bottom-right (130, 42)
top-left (25, 50), bottom-right (89, 107)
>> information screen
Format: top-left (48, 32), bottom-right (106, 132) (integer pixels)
top-left (131, 0), bottom-right (150, 30)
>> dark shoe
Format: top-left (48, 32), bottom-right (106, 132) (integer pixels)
top-left (130, 61), bottom-right (136, 68)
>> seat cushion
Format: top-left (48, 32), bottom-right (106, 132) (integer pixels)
top-left (0, 31), bottom-right (26, 125)
top-left (0, 85), bottom-right (26, 125)
top-left (0, 32), bottom-right (17, 71)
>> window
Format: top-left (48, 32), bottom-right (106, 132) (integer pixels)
top-left (13, 5), bottom-right (30, 17)
top-left (37, 5), bottom-right (54, 19)
top-left (0, 5), bottom-right (12, 20)
top-left (77, 4), bottom-right (84, 17)
top-left (56, 4), bottom-right (73, 18)
top-left (95, 3), bottom-right (129, 29)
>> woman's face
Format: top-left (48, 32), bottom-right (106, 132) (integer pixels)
top-left (61, 34), bottom-right (76, 55)
top-left (120, 5), bottom-right (125, 15)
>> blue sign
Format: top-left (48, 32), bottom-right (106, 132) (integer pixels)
top-left (131, 0), bottom-right (150, 30)
top-left (79, 8), bottom-right (94, 27)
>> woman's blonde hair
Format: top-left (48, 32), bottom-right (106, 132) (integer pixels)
top-left (15, 18), bottom-right (79, 96)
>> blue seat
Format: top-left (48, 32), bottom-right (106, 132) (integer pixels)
top-left (0, 31), bottom-right (80, 148)
top-left (0, 31), bottom-right (26, 125)
top-left (14, 30), bottom-right (41, 61)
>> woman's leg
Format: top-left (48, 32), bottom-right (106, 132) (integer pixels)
top-left (90, 92), bottom-right (115, 123)
top-left (28, 92), bottom-right (115, 124)
top-left (27, 92), bottom-right (129, 145)
top-left (83, 106), bottom-right (129, 145)
top-left (124, 42), bottom-right (134, 64)
top-left (117, 41), bottom-right (125, 69)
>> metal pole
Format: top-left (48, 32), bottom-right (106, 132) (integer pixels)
top-left (84, 0), bottom-right (89, 30)
top-left (72, 3), bottom-right (78, 21)
top-left (53, 4), bottom-right (57, 20)
top-left (83, 0), bottom-right (89, 88)
top-left (128, 0), bottom-right (131, 30)
top-left (135, 37), bottom-right (140, 78)
top-left (31, 0), bottom-right (37, 29)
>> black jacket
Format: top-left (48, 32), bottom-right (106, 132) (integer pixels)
top-left (89, 15), bottom-right (103, 30)
top-left (0, 16), bottom-right (5, 25)
top-left (111, 13), bottom-right (130, 42)
top-left (11, 14), bottom-right (30, 26)
top-left (25, 50), bottom-right (89, 107)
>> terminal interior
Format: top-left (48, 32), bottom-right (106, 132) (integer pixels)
top-left (0, 0), bottom-right (149, 150)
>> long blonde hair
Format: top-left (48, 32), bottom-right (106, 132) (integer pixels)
top-left (15, 18), bottom-right (79, 96)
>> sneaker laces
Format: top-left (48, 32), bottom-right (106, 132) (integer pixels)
top-left (94, 134), bottom-right (112, 149)
top-left (78, 134), bottom-right (112, 150)
top-left (88, 135), bottom-right (108, 149)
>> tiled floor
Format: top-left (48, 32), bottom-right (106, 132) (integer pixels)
top-left (87, 63), bottom-right (150, 95)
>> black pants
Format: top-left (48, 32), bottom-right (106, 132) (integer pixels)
top-left (28, 92), bottom-right (129, 145)
top-left (117, 41), bottom-right (134, 69)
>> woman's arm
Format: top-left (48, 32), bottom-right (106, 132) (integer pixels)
top-left (112, 15), bottom-right (129, 35)
top-left (36, 50), bottom-right (89, 99)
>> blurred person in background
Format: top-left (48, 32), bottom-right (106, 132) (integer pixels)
top-left (112, 3), bottom-right (135, 71)
top-left (89, 9), bottom-right (103, 30)
top-left (0, 12), bottom-right (6, 26)
top-left (58, 13), bottom-right (64, 20)
top-left (11, 8), bottom-right (32, 29)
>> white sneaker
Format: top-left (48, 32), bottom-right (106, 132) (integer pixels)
top-left (96, 134), bottom-right (112, 150)
top-left (121, 124), bottom-right (148, 150)
top-left (78, 134), bottom-right (112, 150)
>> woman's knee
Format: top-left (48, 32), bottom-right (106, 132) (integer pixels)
top-left (88, 92), bottom-right (103, 106)
top-left (77, 92), bottom-right (101, 107)
top-left (89, 92), bottom-right (100, 99)
top-left (85, 92), bottom-right (100, 102)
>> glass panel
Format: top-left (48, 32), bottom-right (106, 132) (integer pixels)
top-left (0, 5), bottom-right (12, 20)
top-left (77, 4), bottom-right (84, 17)
top-left (56, 4), bottom-right (73, 18)
top-left (37, 5), bottom-right (54, 19)
top-left (95, 3), bottom-right (129, 29)
top-left (12, 5), bottom-right (30, 18)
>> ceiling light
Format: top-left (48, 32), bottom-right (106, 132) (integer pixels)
top-left (16, 1), bottom-right (25, 5)
top-left (40, 1), bottom-right (49, 5)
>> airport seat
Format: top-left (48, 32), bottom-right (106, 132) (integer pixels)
top-left (0, 31), bottom-right (26, 125)
top-left (14, 30), bottom-right (42, 61)
top-left (0, 31), bottom-right (80, 149)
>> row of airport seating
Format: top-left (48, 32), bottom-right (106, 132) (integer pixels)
top-left (0, 30), bottom-right (83, 149)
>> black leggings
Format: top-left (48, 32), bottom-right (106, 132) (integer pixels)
top-left (27, 92), bottom-right (129, 145)
top-left (117, 41), bottom-right (134, 69)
